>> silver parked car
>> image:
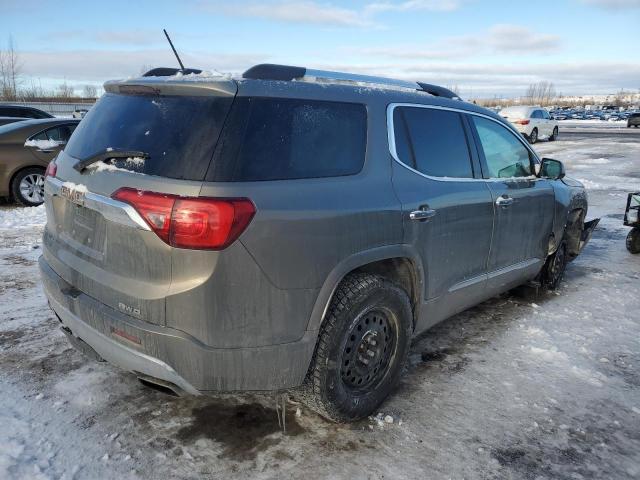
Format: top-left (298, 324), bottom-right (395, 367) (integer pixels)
top-left (40, 64), bottom-right (599, 422)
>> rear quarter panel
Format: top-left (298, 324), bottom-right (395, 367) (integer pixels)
top-left (192, 82), bottom-right (404, 345)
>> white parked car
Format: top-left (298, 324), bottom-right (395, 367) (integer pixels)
top-left (499, 106), bottom-right (558, 144)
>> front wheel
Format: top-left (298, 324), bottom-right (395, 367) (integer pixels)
top-left (299, 273), bottom-right (412, 422)
top-left (543, 241), bottom-right (567, 290)
top-left (11, 167), bottom-right (46, 207)
top-left (549, 126), bottom-right (559, 141)
top-left (528, 128), bottom-right (538, 144)
top-left (627, 228), bottom-right (640, 254)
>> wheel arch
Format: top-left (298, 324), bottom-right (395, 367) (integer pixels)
top-left (564, 207), bottom-right (586, 257)
top-left (7, 164), bottom-right (46, 199)
top-left (305, 245), bottom-right (424, 335)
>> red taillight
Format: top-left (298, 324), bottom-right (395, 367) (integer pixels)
top-left (45, 161), bottom-right (57, 178)
top-left (514, 119), bottom-right (530, 125)
top-left (112, 188), bottom-right (255, 250)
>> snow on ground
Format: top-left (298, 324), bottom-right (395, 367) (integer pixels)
top-left (0, 204), bottom-right (46, 230)
top-left (0, 133), bottom-right (639, 479)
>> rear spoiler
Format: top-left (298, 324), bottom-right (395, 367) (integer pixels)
top-left (103, 75), bottom-right (238, 98)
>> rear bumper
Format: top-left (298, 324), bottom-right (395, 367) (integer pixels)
top-left (39, 256), bottom-right (317, 392)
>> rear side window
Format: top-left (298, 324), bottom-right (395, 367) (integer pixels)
top-left (32, 124), bottom-right (77, 142)
top-left (393, 106), bottom-right (474, 178)
top-left (207, 97), bottom-right (366, 181)
top-left (531, 110), bottom-right (542, 119)
top-left (65, 93), bottom-right (233, 180)
top-left (0, 107), bottom-right (22, 118)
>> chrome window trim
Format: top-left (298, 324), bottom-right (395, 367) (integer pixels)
top-left (387, 102), bottom-right (540, 183)
top-left (45, 176), bottom-right (151, 231)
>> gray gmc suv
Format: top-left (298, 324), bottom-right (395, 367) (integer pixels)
top-left (40, 64), bottom-right (598, 422)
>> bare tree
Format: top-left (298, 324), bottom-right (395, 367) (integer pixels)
top-left (82, 84), bottom-right (97, 98)
top-left (0, 36), bottom-right (22, 100)
top-left (525, 81), bottom-right (556, 106)
top-left (21, 79), bottom-right (51, 100)
top-left (56, 82), bottom-right (75, 99)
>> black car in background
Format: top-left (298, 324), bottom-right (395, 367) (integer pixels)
top-left (0, 105), bottom-right (54, 119)
top-left (628, 113), bottom-right (640, 128)
top-left (0, 117), bottom-right (25, 127)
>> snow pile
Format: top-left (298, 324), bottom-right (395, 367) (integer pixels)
top-left (162, 70), bottom-right (232, 82)
top-left (24, 139), bottom-right (61, 149)
top-left (86, 158), bottom-right (145, 175)
top-left (0, 205), bottom-right (47, 230)
top-left (370, 412), bottom-right (401, 428)
top-left (61, 181), bottom-right (88, 193)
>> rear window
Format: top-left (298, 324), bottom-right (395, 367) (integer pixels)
top-left (206, 97), bottom-right (367, 182)
top-left (65, 93), bottom-right (233, 180)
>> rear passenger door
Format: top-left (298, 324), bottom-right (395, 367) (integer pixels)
top-left (389, 105), bottom-right (495, 330)
top-left (530, 109), bottom-right (543, 136)
top-left (540, 109), bottom-right (553, 136)
top-left (28, 124), bottom-right (77, 162)
top-left (468, 115), bottom-right (554, 291)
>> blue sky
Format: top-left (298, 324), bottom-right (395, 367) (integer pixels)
top-left (1, 0), bottom-right (639, 97)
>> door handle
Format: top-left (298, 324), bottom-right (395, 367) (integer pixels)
top-left (409, 208), bottom-right (437, 221)
top-left (495, 195), bottom-right (514, 207)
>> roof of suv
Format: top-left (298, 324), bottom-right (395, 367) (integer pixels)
top-left (104, 63), bottom-right (504, 124)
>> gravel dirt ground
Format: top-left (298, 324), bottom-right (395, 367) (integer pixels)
top-left (1, 133), bottom-right (639, 480)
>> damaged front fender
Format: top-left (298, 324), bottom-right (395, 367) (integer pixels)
top-left (579, 218), bottom-right (600, 253)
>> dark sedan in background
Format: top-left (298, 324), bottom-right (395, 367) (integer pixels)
top-left (0, 118), bottom-right (79, 206)
top-left (0, 117), bottom-right (25, 127)
top-left (0, 105), bottom-right (54, 119)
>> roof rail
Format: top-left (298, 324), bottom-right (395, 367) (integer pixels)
top-left (143, 67), bottom-right (202, 77)
top-left (242, 63), bottom-right (416, 90)
top-left (416, 82), bottom-right (461, 100)
top-left (241, 63), bottom-right (462, 100)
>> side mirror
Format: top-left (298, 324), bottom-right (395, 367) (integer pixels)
top-left (539, 158), bottom-right (565, 180)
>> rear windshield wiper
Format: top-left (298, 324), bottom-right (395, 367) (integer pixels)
top-left (73, 149), bottom-right (150, 172)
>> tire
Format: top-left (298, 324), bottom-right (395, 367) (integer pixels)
top-left (543, 241), bottom-right (567, 290)
top-left (11, 167), bottom-right (46, 207)
top-left (549, 127), bottom-right (558, 141)
top-left (298, 273), bottom-right (412, 422)
top-left (528, 128), bottom-right (538, 144)
top-left (627, 228), bottom-right (640, 254)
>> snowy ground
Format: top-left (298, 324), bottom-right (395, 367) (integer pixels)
top-left (1, 134), bottom-right (639, 479)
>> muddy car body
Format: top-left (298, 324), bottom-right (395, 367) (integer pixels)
top-left (40, 65), bottom-right (598, 421)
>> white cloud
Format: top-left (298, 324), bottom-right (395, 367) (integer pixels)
top-left (488, 24), bottom-right (561, 52)
top-left (365, 0), bottom-right (461, 13)
top-left (19, 49), bottom-right (263, 82)
top-left (243, 1), bottom-right (374, 26)
top-left (579, 0), bottom-right (640, 9)
top-left (203, 1), bottom-right (376, 27)
top-left (42, 30), bottom-right (164, 46)
top-left (18, 50), bottom-right (640, 97)
top-left (311, 60), bottom-right (640, 96)
top-left (200, 0), bottom-right (461, 28)
top-left (351, 24), bottom-right (561, 61)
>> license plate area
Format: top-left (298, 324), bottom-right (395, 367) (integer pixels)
top-left (54, 196), bottom-right (107, 258)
